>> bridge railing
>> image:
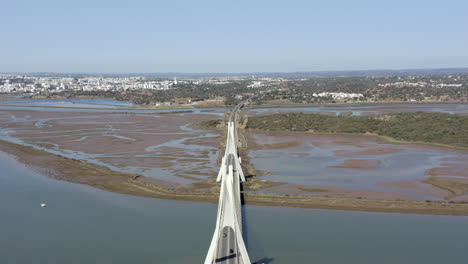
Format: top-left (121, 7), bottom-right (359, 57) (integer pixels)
top-left (204, 104), bottom-right (252, 264)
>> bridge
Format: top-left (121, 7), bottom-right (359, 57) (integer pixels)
top-left (204, 103), bottom-right (252, 264)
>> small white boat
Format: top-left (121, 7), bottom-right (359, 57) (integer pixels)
top-left (40, 203), bottom-right (47, 208)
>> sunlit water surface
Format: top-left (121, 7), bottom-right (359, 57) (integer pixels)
top-left (1, 152), bottom-right (468, 264)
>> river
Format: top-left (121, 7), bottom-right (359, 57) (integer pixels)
top-left (0, 98), bottom-right (135, 108)
top-left (1, 151), bottom-right (468, 264)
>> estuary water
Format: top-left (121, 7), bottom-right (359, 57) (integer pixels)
top-left (250, 103), bottom-right (468, 116)
top-left (0, 98), bottom-right (134, 108)
top-left (1, 151), bottom-right (468, 264)
top-left (248, 132), bottom-right (468, 200)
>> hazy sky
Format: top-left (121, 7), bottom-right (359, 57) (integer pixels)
top-left (2, 0), bottom-right (468, 73)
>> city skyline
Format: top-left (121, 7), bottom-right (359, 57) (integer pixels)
top-left (2, 0), bottom-right (468, 73)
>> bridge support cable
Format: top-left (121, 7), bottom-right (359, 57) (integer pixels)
top-left (204, 103), bottom-right (252, 264)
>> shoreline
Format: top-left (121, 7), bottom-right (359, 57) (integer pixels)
top-left (0, 103), bottom-right (202, 111)
top-left (249, 100), bottom-right (468, 109)
top-left (242, 128), bottom-right (468, 200)
top-left (0, 98), bottom-right (466, 112)
top-left (1, 139), bottom-right (468, 216)
top-left (245, 128), bottom-right (468, 152)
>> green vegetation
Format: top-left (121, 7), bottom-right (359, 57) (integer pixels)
top-left (58, 81), bottom-right (252, 106)
top-left (47, 74), bottom-right (467, 106)
top-left (246, 112), bottom-right (468, 148)
top-left (199, 119), bottom-right (222, 128)
top-left (252, 75), bottom-right (467, 104)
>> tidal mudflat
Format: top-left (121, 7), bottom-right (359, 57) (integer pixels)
top-left (245, 130), bottom-right (468, 201)
top-left (243, 103), bottom-right (468, 203)
top-left (1, 103), bottom-right (468, 215)
top-left (0, 108), bottom-right (223, 188)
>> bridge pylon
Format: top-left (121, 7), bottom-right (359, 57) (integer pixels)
top-left (204, 104), bottom-right (252, 264)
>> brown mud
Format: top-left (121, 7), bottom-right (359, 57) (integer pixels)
top-left (1, 139), bottom-right (468, 215)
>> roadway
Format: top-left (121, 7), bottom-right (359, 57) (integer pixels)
top-left (215, 226), bottom-right (237, 263)
top-left (204, 101), bottom-right (251, 264)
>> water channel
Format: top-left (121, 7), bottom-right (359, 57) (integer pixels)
top-left (1, 151), bottom-right (468, 264)
top-left (1, 101), bottom-right (468, 263)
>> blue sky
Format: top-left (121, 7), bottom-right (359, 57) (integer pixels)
top-left (1, 0), bottom-right (468, 73)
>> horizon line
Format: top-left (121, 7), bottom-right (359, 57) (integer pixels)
top-left (1, 67), bottom-right (468, 75)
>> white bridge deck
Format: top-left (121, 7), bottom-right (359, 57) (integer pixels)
top-left (204, 104), bottom-right (251, 264)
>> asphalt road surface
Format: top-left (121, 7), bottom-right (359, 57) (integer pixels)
top-left (215, 226), bottom-right (239, 263)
